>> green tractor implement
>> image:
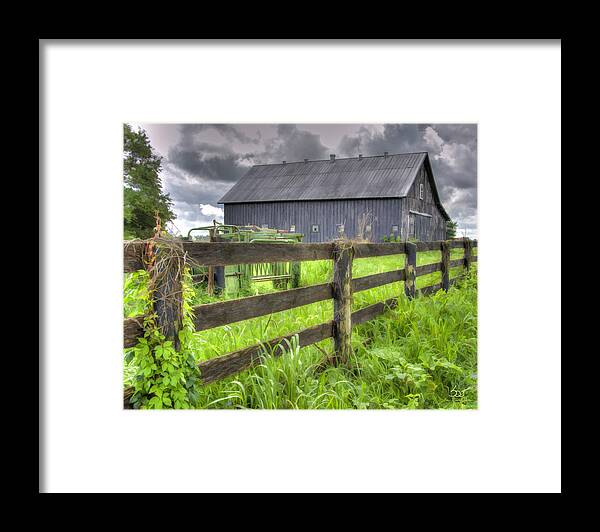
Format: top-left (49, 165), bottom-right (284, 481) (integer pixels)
top-left (183, 221), bottom-right (304, 295)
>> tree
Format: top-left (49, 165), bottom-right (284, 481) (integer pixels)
top-left (123, 124), bottom-right (174, 239)
top-left (446, 220), bottom-right (458, 240)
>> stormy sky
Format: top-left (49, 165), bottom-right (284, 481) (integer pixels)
top-left (135, 123), bottom-right (477, 238)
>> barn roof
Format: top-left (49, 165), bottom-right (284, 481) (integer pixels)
top-left (218, 151), bottom-right (449, 220)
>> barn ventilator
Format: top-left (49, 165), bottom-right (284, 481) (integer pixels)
top-left (183, 221), bottom-right (304, 294)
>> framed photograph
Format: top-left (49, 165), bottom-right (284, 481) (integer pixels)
top-left (41, 39), bottom-right (561, 494)
top-left (122, 123), bottom-right (477, 410)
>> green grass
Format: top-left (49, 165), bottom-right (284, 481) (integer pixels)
top-left (124, 248), bottom-right (477, 409)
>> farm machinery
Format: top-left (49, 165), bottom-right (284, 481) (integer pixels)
top-left (183, 221), bottom-right (304, 295)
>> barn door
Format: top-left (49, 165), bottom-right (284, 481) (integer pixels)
top-left (418, 216), bottom-right (431, 241)
top-left (409, 213), bottom-right (431, 241)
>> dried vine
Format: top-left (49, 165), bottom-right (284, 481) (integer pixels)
top-left (126, 214), bottom-right (202, 409)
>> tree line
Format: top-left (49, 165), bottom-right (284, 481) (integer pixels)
top-left (123, 123), bottom-right (174, 239)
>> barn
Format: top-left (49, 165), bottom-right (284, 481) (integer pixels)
top-left (218, 151), bottom-right (451, 243)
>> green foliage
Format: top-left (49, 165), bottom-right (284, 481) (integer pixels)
top-left (446, 220), bottom-right (458, 240)
top-left (184, 271), bottom-right (477, 409)
top-left (124, 249), bottom-right (478, 409)
top-left (382, 233), bottom-right (403, 243)
top-left (123, 124), bottom-right (174, 239)
top-left (126, 268), bottom-right (202, 409)
top-left (123, 270), bottom-right (151, 317)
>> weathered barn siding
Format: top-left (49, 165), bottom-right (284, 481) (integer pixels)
top-left (400, 164), bottom-right (447, 241)
top-left (224, 198), bottom-right (403, 243)
top-left (219, 152), bottom-right (450, 243)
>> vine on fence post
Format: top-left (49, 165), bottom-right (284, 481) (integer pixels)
top-left (127, 215), bottom-right (202, 409)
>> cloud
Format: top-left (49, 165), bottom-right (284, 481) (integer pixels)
top-left (165, 199), bottom-right (225, 237)
top-left (338, 126), bottom-right (374, 156)
top-left (166, 123), bottom-right (258, 188)
top-left (425, 125), bottom-right (477, 188)
top-left (168, 148), bottom-right (251, 183)
top-left (168, 135), bottom-right (253, 184)
top-left (423, 126), bottom-right (444, 152)
top-left (178, 124), bottom-right (260, 145)
top-left (199, 203), bottom-right (224, 219)
top-left (258, 124), bottom-right (330, 163)
top-left (161, 161), bottom-right (227, 204)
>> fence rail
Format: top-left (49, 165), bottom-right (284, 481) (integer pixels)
top-left (123, 238), bottom-right (477, 398)
top-left (123, 239), bottom-right (471, 273)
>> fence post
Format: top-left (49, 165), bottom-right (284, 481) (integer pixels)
top-left (149, 240), bottom-right (185, 350)
top-left (404, 241), bottom-right (417, 299)
top-left (464, 237), bottom-right (472, 273)
top-left (441, 240), bottom-right (450, 291)
top-left (210, 229), bottom-right (225, 294)
top-left (207, 228), bottom-right (215, 296)
top-left (214, 265), bottom-right (226, 293)
top-left (290, 261), bottom-right (301, 288)
top-left (332, 241), bottom-right (354, 365)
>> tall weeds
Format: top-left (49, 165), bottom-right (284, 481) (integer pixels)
top-left (124, 251), bottom-right (477, 409)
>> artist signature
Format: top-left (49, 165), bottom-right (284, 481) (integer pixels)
top-left (449, 387), bottom-right (470, 400)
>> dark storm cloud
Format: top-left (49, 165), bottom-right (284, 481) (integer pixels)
top-left (258, 124), bottom-right (330, 163)
top-left (168, 147), bottom-right (250, 182)
top-left (429, 124), bottom-right (477, 148)
top-left (162, 161), bottom-right (231, 205)
top-left (178, 124), bottom-right (260, 145)
top-left (338, 124), bottom-right (431, 158)
top-left (167, 125), bottom-right (255, 184)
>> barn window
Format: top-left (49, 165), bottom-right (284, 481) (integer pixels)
top-left (419, 184), bottom-right (424, 200)
top-left (392, 225), bottom-right (399, 233)
top-left (311, 224), bottom-right (319, 233)
top-left (261, 224), bottom-right (268, 229)
top-left (289, 224), bottom-right (296, 233)
top-left (336, 223), bottom-right (345, 234)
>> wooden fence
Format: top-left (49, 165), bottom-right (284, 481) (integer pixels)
top-left (123, 239), bottom-right (477, 399)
